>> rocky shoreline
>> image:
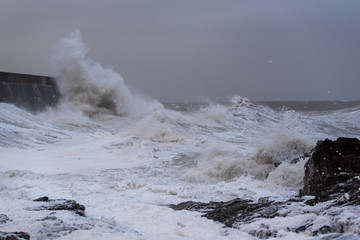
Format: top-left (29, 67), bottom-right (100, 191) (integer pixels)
top-left (1, 137), bottom-right (359, 239)
top-left (170, 137), bottom-right (360, 238)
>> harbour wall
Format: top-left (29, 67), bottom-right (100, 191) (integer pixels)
top-left (0, 71), bottom-right (60, 112)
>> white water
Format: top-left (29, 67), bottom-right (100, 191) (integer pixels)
top-left (1, 31), bottom-right (359, 239)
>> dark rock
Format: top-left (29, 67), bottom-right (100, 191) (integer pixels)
top-left (30, 196), bottom-right (86, 216)
top-left (0, 214), bottom-right (10, 224)
top-left (0, 231), bottom-right (30, 240)
top-left (312, 225), bottom-right (333, 236)
top-left (295, 224), bottom-right (312, 233)
top-left (304, 176), bottom-right (360, 206)
top-left (300, 137), bottom-right (360, 205)
top-left (33, 196), bottom-right (49, 202)
top-left (333, 177), bottom-right (360, 206)
top-left (204, 198), bottom-right (280, 227)
top-left (302, 137), bottom-right (360, 196)
top-left (170, 198), bottom-right (285, 228)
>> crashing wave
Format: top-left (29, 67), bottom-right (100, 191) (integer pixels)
top-left (52, 30), bottom-right (159, 118)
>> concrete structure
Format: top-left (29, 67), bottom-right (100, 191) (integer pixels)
top-left (0, 71), bottom-right (59, 112)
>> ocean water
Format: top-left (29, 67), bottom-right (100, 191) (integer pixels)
top-left (1, 31), bottom-right (360, 239)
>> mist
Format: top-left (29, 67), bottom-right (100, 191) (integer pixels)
top-left (0, 0), bottom-right (359, 102)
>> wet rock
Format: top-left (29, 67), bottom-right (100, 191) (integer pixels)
top-left (248, 224), bottom-right (277, 239)
top-left (31, 196), bottom-right (86, 216)
top-left (170, 198), bottom-right (285, 228)
top-left (205, 198), bottom-right (280, 227)
top-left (312, 225), bottom-right (333, 236)
top-left (169, 190), bottom-right (360, 238)
top-left (0, 231), bottom-right (30, 240)
top-left (295, 224), bottom-right (311, 233)
top-left (302, 137), bottom-right (360, 195)
top-left (304, 176), bottom-right (360, 206)
top-left (33, 196), bottom-right (50, 202)
top-left (34, 214), bottom-right (91, 239)
top-left (0, 214), bottom-right (10, 224)
top-left (300, 137), bottom-right (360, 205)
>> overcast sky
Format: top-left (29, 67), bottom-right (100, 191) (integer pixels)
top-left (1, 0), bottom-right (359, 102)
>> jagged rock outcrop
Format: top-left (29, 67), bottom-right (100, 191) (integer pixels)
top-left (0, 231), bottom-right (30, 240)
top-left (31, 196), bottom-right (86, 216)
top-left (170, 197), bottom-right (301, 228)
top-left (300, 137), bottom-right (360, 205)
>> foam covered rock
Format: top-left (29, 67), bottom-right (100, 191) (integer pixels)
top-left (0, 231), bottom-right (30, 240)
top-left (32, 196), bottom-right (86, 217)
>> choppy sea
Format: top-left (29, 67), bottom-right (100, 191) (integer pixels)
top-left (0, 30), bottom-right (359, 239)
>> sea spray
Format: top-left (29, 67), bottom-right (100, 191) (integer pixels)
top-left (180, 99), bottom-right (314, 183)
top-left (52, 30), bottom-right (159, 118)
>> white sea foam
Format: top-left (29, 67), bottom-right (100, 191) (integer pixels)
top-left (1, 101), bottom-right (359, 239)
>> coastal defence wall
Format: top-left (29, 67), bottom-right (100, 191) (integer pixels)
top-left (0, 71), bottom-right (60, 112)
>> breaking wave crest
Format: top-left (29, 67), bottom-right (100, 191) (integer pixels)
top-left (171, 98), bottom-right (315, 183)
top-left (52, 30), bottom-right (159, 118)
top-left (182, 132), bottom-right (312, 183)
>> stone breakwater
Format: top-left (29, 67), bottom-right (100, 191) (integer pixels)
top-left (0, 71), bottom-right (59, 112)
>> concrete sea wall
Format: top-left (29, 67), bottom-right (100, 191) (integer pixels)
top-left (0, 71), bottom-right (60, 112)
